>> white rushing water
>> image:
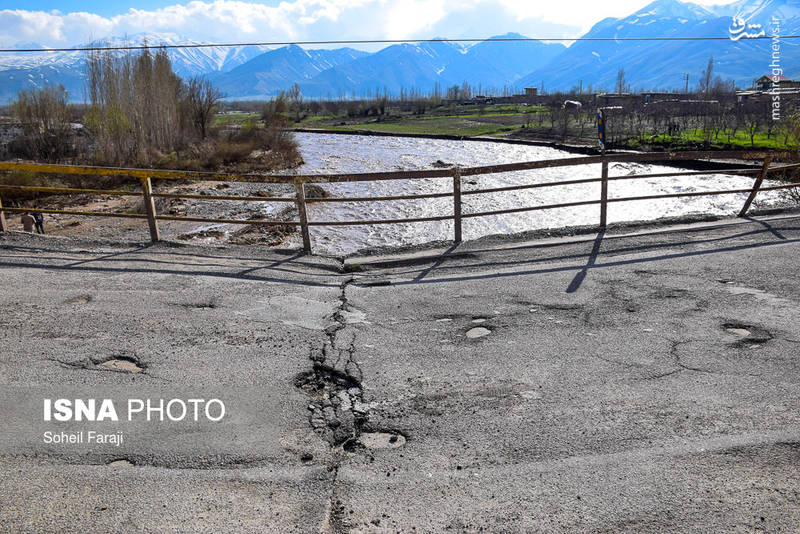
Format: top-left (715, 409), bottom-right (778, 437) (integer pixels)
top-left (280, 133), bottom-right (785, 255)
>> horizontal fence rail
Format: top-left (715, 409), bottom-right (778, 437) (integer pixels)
top-left (0, 151), bottom-right (798, 253)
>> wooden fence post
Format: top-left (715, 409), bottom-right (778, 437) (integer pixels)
top-left (295, 181), bottom-right (312, 254)
top-left (453, 166), bottom-right (462, 243)
top-left (0, 195), bottom-right (7, 232)
top-left (140, 177), bottom-right (160, 243)
top-left (600, 160), bottom-right (609, 228)
top-left (739, 157), bottom-right (772, 217)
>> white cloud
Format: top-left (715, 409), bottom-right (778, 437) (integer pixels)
top-left (0, 0), bottom-right (742, 48)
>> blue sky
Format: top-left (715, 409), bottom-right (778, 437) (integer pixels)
top-left (0, 0), bottom-right (283, 16)
top-left (1, 1), bottom-right (164, 16)
top-left (0, 0), bottom-right (740, 49)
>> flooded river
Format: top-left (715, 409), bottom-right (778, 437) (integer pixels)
top-left (276, 133), bottom-right (784, 255)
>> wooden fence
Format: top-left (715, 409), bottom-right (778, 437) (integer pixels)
top-left (0, 150), bottom-right (798, 254)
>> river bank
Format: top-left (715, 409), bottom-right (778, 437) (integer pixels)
top-left (291, 100), bottom-right (799, 152)
top-left (293, 127), bottom-right (776, 171)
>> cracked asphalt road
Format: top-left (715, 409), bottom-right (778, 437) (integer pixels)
top-left (1, 213), bottom-right (800, 533)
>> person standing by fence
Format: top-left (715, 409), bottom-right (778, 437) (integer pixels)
top-left (33, 212), bottom-right (45, 234)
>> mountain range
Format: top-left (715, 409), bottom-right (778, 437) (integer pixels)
top-left (519, 0), bottom-right (800, 91)
top-left (0, 33), bottom-right (271, 102)
top-left (0, 0), bottom-right (798, 103)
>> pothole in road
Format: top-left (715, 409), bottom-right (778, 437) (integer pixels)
top-left (97, 356), bottom-right (144, 374)
top-left (726, 327), bottom-right (751, 337)
top-left (357, 432), bottom-right (406, 449)
top-left (723, 322), bottom-right (773, 348)
top-left (725, 286), bottom-right (788, 306)
top-left (107, 459), bottom-right (134, 467)
top-left (466, 327), bottom-right (492, 339)
top-left (295, 365), bottom-right (367, 447)
top-left (177, 301), bottom-right (217, 310)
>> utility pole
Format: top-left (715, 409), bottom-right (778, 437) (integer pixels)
top-left (685, 74), bottom-right (689, 94)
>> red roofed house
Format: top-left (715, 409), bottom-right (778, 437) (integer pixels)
top-left (755, 75), bottom-right (800, 92)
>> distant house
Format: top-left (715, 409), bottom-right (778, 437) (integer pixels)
top-left (595, 93), bottom-right (640, 108)
top-left (641, 92), bottom-right (692, 104)
top-left (524, 87), bottom-right (538, 97)
top-left (738, 75), bottom-right (800, 103)
top-left (755, 75), bottom-right (800, 92)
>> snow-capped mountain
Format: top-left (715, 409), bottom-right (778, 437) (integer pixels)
top-left (291, 36), bottom-right (564, 97)
top-left (518, 0), bottom-right (800, 91)
top-left (0, 31), bottom-right (565, 101)
top-left (1, 0), bottom-right (797, 102)
top-left (0, 33), bottom-right (269, 102)
top-left (294, 40), bottom-right (473, 98)
top-left (102, 33), bottom-right (271, 77)
top-left (211, 44), bottom-right (369, 99)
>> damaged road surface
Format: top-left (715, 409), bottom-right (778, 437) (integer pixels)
top-left (2, 214), bottom-right (800, 532)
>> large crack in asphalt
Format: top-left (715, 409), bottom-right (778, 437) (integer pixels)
top-left (295, 276), bottom-right (370, 448)
top-left (295, 274), bottom-right (408, 532)
top-left (295, 276), bottom-right (367, 534)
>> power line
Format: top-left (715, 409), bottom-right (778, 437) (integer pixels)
top-left (2, 34), bottom-right (798, 53)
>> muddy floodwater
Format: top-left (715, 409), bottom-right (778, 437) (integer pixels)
top-left (273, 133), bottom-right (785, 255)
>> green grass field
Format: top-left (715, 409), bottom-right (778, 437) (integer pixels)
top-left (318, 119), bottom-right (522, 137)
top-left (213, 112), bottom-right (260, 126)
top-left (651, 128), bottom-right (796, 150)
top-left (217, 103), bottom-right (798, 151)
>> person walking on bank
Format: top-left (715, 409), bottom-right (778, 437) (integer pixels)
top-left (21, 212), bottom-right (35, 233)
top-left (33, 211), bottom-right (45, 234)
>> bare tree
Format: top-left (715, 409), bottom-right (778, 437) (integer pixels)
top-left (186, 77), bottom-right (222, 139)
top-left (743, 102), bottom-right (761, 147)
top-left (85, 47), bottom-right (188, 165)
top-left (446, 85), bottom-right (460, 101)
top-left (699, 56), bottom-right (714, 97)
top-left (460, 81), bottom-right (473, 100)
top-left (288, 83), bottom-right (303, 122)
top-left (616, 68), bottom-right (626, 95)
